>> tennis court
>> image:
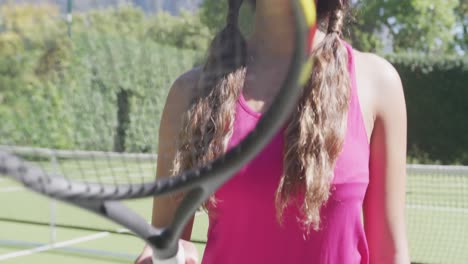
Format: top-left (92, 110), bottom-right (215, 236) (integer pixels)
top-left (1, 150), bottom-right (467, 264)
top-left (0, 176), bottom-right (209, 264)
top-left (0, 0), bottom-right (466, 263)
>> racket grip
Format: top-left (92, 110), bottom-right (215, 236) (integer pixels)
top-left (152, 242), bottom-right (185, 264)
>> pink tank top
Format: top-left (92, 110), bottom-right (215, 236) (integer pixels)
top-left (202, 42), bottom-right (370, 264)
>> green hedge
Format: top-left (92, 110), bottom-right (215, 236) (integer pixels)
top-left (0, 34), bottom-right (199, 152)
top-left (388, 54), bottom-right (468, 164)
top-left (0, 4), bottom-right (202, 153)
top-left (74, 33), bottom-right (199, 152)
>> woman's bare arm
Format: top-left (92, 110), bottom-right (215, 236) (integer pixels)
top-left (135, 68), bottom-right (201, 264)
top-left (361, 53), bottom-right (410, 264)
top-left (151, 69), bottom-right (200, 239)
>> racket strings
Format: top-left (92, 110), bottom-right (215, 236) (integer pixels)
top-left (65, 14), bottom-right (162, 187)
top-left (0, 3), bottom-right (290, 195)
top-left (6, 96), bottom-right (65, 187)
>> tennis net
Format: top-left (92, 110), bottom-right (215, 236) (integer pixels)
top-left (406, 164), bottom-right (468, 264)
top-left (0, 146), bottom-right (467, 263)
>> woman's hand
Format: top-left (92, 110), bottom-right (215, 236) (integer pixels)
top-left (134, 240), bottom-right (199, 264)
top-left (134, 244), bottom-right (153, 264)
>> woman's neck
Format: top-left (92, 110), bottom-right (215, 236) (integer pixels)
top-left (247, 8), bottom-right (327, 64)
top-left (247, 3), bottom-right (295, 61)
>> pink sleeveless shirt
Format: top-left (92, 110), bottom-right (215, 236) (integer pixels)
top-left (202, 42), bottom-right (370, 264)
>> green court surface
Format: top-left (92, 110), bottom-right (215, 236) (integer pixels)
top-left (0, 178), bottom-right (208, 264)
top-left (1, 167), bottom-right (468, 264)
top-left (405, 172), bottom-right (468, 264)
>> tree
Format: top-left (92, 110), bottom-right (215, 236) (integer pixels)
top-left (347, 1), bottom-right (385, 52)
top-left (199, 0), bottom-right (254, 35)
top-left (198, 0), bottom-right (461, 54)
top-left (146, 11), bottom-right (211, 50)
top-left (350, 0), bottom-right (461, 55)
top-left (454, 0), bottom-right (467, 53)
top-left (199, 0), bottom-right (226, 33)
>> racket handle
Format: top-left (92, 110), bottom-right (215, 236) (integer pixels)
top-left (152, 243), bottom-right (185, 264)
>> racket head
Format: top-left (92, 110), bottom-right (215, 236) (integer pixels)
top-left (0, 0), bottom-right (317, 260)
top-left (1, 0), bottom-right (316, 201)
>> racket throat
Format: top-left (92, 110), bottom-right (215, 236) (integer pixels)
top-left (76, 200), bottom-right (164, 240)
top-left (150, 187), bottom-right (207, 257)
top-left (147, 231), bottom-right (179, 259)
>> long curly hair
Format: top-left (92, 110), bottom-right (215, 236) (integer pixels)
top-left (172, 0), bottom-right (351, 231)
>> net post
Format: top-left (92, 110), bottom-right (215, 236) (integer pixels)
top-left (67, 0), bottom-right (73, 37)
top-left (49, 155), bottom-right (58, 245)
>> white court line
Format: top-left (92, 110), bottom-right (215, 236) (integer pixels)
top-left (407, 204), bottom-right (468, 213)
top-left (0, 187), bottom-right (24, 193)
top-left (0, 232), bottom-right (109, 261)
top-left (74, 165), bottom-right (155, 176)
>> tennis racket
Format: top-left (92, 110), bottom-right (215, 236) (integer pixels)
top-left (0, 0), bottom-right (317, 263)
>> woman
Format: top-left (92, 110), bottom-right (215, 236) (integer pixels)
top-left (136, 0), bottom-right (410, 263)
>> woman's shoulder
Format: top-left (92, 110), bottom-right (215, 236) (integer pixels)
top-left (164, 66), bottom-right (204, 113)
top-left (353, 50), bottom-right (401, 86)
top-left (351, 48), bottom-right (404, 118)
top-left (161, 66), bottom-right (203, 127)
top-left (168, 66), bottom-right (203, 103)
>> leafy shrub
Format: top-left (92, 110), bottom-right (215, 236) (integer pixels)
top-left (388, 54), bottom-right (468, 164)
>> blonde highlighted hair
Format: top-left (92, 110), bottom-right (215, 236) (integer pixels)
top-left (173, 0), bottom-right (351, 231)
